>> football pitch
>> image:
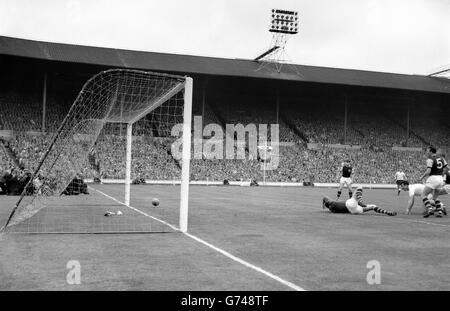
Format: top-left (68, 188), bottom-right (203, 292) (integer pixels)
top-left (0, 184), bottom-right (449, 291)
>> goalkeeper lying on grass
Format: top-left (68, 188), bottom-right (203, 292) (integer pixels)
top-left (322, 186), bottom-right (397, 216)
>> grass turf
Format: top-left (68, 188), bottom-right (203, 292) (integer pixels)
top-left (0, 184), bottom-right (449, 290)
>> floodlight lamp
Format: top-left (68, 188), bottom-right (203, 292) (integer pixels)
top-left (269, 8), bottom-right (299, 34)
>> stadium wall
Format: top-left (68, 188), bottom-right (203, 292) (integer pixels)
top-left (86, 179), bottom-right (397, 189)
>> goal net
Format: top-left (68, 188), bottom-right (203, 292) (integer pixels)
top-left (1, 69), bottom-right (192, 234)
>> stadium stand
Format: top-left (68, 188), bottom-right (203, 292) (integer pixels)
top-left (1, 87), bottom-right (449, 185)
top-left (0, 36), bottom-right (449, 186)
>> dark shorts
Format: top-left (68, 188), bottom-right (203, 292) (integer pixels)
top-left (396, 180), bottom-right (405, 186)
top-left (329, 201), bottom-right (350, 213)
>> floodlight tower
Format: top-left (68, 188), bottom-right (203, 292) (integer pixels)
top-left (255, 9), bottom-right (299, 73)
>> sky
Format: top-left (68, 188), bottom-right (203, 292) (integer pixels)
top-left (0, 0), bottom-right (449, 75)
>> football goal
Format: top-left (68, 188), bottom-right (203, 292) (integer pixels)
top-left (1, 69), bottom-right (192, 234)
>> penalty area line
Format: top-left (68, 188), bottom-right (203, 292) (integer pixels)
top-left (90, 186), bottom-right (306, 291)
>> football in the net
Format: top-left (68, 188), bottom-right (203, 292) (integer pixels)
top-left (152, 198), bottom-right (160, 207)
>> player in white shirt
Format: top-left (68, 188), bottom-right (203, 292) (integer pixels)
top-left (400, 181), bottom-right (448, 215)
top-left (395, 171), bottom-right (407, 196)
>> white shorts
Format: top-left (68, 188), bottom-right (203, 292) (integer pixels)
top-left (425, 175), bottom-right (445, 190)
top-left (440, 185), bottom-right (450, 195)
top-left (340, 177), bottom-right (352, 187)
top-left (345, 198), bottom-right (363, 214)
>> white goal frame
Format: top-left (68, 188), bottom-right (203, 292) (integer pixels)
top-left (123, 77), bottom-right (193, 233)
top-left (1, 70), bottom-right (193, 234)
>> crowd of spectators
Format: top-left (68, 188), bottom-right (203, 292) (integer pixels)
top-left (285, 103), bottom-right (429, 148)
top-left (287, 110), bottom-right (364, 145)
top-left (93, 135), bottom-right (180, 180)
top-left (349, 114), bottom-right (424, 148)
top-left (1, 89), bottom-right (449, 185)
top-left (225, 111), bottom-right (299, 143)
top-left (0, 127), bottom-right (447, 184)
top-left (0, 90), bottom-right (72, 133)
top-left (188, 144), bottom-right (428, 184)
top-left (0, 91), bottom-right (42, 132)
top-left (410, 119), bottom-right (450, 148)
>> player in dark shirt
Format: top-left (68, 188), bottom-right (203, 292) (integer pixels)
top-left (337, 159), bottom-right (353, 199)
top-left (420, 147), bottom-right (448, 218)
top-left (435, 159), bottom-right (450, 216)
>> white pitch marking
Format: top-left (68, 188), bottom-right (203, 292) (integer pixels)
top-left (183, 231), bottom-right (306, 291)
top-left (90, 186), bottom-right (306, 291)
top-left (412, 220), bottom-right (449, 227)
top-left (90, 187), bottom-right (179, 231)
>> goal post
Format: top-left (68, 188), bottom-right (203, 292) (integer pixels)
top-left (124, 122), bottom-right (132, 206)
top-left (1, 69), bottom-right (193, 234)
top-left (179, 77), bottom-right (193, 233)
